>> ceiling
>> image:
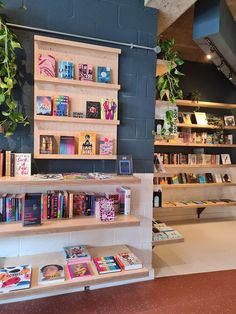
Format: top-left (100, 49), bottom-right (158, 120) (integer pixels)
top-left (226, 0), bottom-right (236, 20)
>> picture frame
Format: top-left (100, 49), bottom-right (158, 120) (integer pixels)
top-left (117, 155), bottom-right (133, 176)
top-left (221, 154), bottom-right (231, 165)
top-left (224, 116), bottom-right (235, 126)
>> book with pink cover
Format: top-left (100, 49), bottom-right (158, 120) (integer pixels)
top-left (38, 54), bottom-right (56, 77)
top-left (67, 263), bottom-right (92, 280)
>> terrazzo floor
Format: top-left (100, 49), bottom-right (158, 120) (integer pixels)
top-left (2, 269), bottom-right (236, 314)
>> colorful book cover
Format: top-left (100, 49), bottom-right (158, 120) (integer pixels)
top-left (22, 193), bottom-right (41, 226)
top-left (38, 54), bottom-right (56, 77)
top-left (36, 96), bottom-right (52, 115)
top-left (53, 96), bottom-right (69, 116)
top-left (116, 186), bottom-right (131, 215)
top-left (38, 264), bottom-right (65, 285)
top-left (78, 132), bottom-right (96, 155)
top-left (67, 263), bottom-right (92, 279)
top-left (115, 252), bottom-right (142, 271)
top-left (98, 198), bottom-right (115, 221)
top-left (6, 194), bottom-right (16, 222)
top-left (73, 193), bottom-right (86, 216)
top-left (97, 66), bottom-right (111, 83)
top-left (100, 98), bottom-right (118, 120)
top-left (197, 174), bottom-right (206, 184)
top-left (14, 153), bottom-right (31, 177)
top-left (86, 101), bottom-right (101, 119)
top-left (60, 136), bottom-right (75, 154)
top-left (0, 265), bottom-right (32, 293)
top-left (93, 256), bottom-right (121, 274)
top-left (63, 245), bottom-right (91, 263)
top-left (99, 137), bottom-right (113, 155)
top-left (40, 135), bottom-right (54, 154)
top-left (58, 61), bottom-right (73, 79)
top-left (78, 64), bottom-right (93, 81)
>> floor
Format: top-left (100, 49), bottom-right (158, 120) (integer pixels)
top-left (153, 219), bottom-right (236, 277)
top-left (2, 269), bottom-right (236, 313)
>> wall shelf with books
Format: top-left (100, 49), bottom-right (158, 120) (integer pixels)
top-left (34, 35), bottom-right (121, 160)
top-left (0, 246), bottom-right (149, 302)
top-left (158, 183), bottom-right (236, 189)
top-left (161, 164), bottom-right (236, 169)
top-left (176, 123), bottom-right (236, 130)
top-left (152, 220), bottom-right (184, 246)
top-left (154, 142), bottom-right (236, 148)
top-left (152, 238), bottom-right (184, 246)
top-left (175, 99), bottom-right (236, 109)
top-left (154, 201), bottom-right (236, 211)
top-left (0, 215), bottom-right (140, 238)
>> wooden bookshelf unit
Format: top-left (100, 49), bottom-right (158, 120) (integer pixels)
top-left (34, 35), bottom-right (121, 159)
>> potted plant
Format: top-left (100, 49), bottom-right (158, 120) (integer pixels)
top-left (156, 38), bottom-right (184, 103)
top-left (0, 2), bottom-right (28, 136)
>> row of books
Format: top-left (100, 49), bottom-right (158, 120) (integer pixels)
top-left (40, 133), bottom-right (113, 156)
top-left (154, 172), bottom-right (232, 185)
top-left (0, 151), bottom-right (31, 177)
top-left (156, 131), bottom-right (233, 145)
top-left (0, 187), bottom-right (131, 224)
top-left (163, 199), bottom-right (236, 207)
top-left (38, 54), bottom-right (112, 83)
top-left (152, 220), bottom-right (183, 242)
top-left (37, 96), bottom-right (118, 121)
top-left (179, 112), bottom-right (235, 127)
top-left (0, 246), bottom-right (142, 293)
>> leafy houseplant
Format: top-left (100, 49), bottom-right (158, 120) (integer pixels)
top-left (0, 2), bottom-right (28, 136)
top-left (156, 38), bottom-right (184, 103)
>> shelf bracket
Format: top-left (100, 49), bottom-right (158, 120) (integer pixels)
top-left (196, 207), bottom-right (206, 219)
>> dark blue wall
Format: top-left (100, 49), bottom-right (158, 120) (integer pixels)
top-left (0, 0), bottom-right (157, 173)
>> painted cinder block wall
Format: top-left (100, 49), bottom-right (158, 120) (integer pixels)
top-left (1, 0), bottom-right (157, 173)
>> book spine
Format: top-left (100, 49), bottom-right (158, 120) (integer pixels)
top-left (5, 151), bottom-right (11, 177)
top-left (57, 192), bottom-right (61, 219)
top-left (10, 152), bottom-right (15, 177)
top-left (0, 197), bottom-right (2, 222)
top-left (122, 187), bottom-right (131, 215)
top-left (69, 192), bottom-right (73, 219)
top-left (50, 192), bottom-right (55, 219)
top-left (47, 191), bottom-right (51, 219)
top-left (0, 152), bottom-right (3, 177)
top-left (53, 193), bottom-right (58, 219)
top-left (2, 195), bottom-right (6, 222)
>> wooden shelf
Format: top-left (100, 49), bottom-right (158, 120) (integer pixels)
top-left (158, 183), bottom-right (236, 189)
top-left (34, 154), bottom-right (117, 160)
top-left (35, 116), bottom-right (120, 125)
top-left (0, 215), bottom-right (140, 237)
top-left (0, 246), bottom-right (148, 302)
top-left (154, 201), bottom-right (236, 210)
top-left (158, 164), bottom-right (236, 169)
top-left (175, 99), bottom-right (236, 109)
top-left (0, 175), bottom-right (141, 186)
top-left (35, 76), bottom-right (120, 90)
top-left (156, 59), bottom-right (168, 76)
top-left (154, 142), bottom-right (236, 148)
top-left (152, 237), bottom-right (184, 246)
top-left (176, 123), bottom-right (236, 130)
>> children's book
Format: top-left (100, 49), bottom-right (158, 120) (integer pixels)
top-left (38, 264), bottom-right (65, 285)
top-left (63, 245), bottom-right (91, 263)
top-left (36, 96), bottom-right (52, 115)
top-left (67, 263), bottom-right (92, 280)
top-left (0, 265), bottom-right (32, 293)
top-left (99, 137), bottom-right (113, 155)
top-left (86, 101), bottom-right (101, 119)
top-left (60, 136), bottom-right (75, 155)
top-left (78, 132), bottom-right (96, 155)
top-left (93, 256), bottom-right (121, 274)
top-left (97, 66), bottom-right (111, 83)
top-left (53, 96), bottom-right (69, 116)
top-left (38, 54), bottom-right (56, 77)
top-left (78, 64), bottom-right (93, 81)
top-left (115, 252), bottom-right (142, 271)
top-left (14, 153), bottom-right (31, 177)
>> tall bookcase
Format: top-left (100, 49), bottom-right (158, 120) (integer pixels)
top-left (34, 35), bottom-right (120, 159)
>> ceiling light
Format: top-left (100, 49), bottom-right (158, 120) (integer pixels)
top-left (206, 54), bottom-right (212, 60)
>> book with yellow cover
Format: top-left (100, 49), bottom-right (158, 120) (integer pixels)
top-left (78, 132), bottom-right (96, 155)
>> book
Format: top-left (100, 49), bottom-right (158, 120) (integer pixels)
top-left (22, 193), bottom-right (41, 226)
top-left (221, 173), bottom-right (232, 183)
top-left (78, 64), bottom-right (93, 81)
top-left (97, 197), bottom-right (115, 221)
top-left (221, 154), bottom-right (231, 165)
top-left (38, 264), bottom-right (65, 285)
top-left (214, 173), bottom-right (222, 183)
top-left (115, 252), bottom-right (142, 270)
top-left (5, 150), bottom-right (11, 177)
top-left (153, 189), bottom-right (162, 208)
top-left (60, 136), bottom-right (75, 154)
top-left (86, 101), bottom-right (101, 119)
top-left (205, 173), bottom-right (214, 183)
top-left (14, 153), bottom-right (31, 176)
top-left (116, 186), bottom-right (131, 215)
top-left (99, 137), bottom-right (113, 155)
top-left (38, 54), bottom-right (56, 77)
top-left (0, 152), bottom-right (3, 177)
top-left (63, 245), bottom-right (91, 264)
top-left (36, 96), bottom-right (52, 115)
top-left (78, 132), bottom-right (96, 155)
top-left (97, 66), bottom-right (111, 83)
top-left (101, 98), bottom-right (118, 120)
top-left (171, 175), bottom-right (179, 184)
top-left (197, 174), bottom-right (206, 184)
top-left (67, 263), bottom-right (92, 279)
top-left (33, 173), bottom-right (63, 181)
top-left (194, 112), bottom-right (208, 125)
top-left (40, 135), bottom-right (54, 154)
top-left (182, 113), bottom-right (192, 124)
top-left (52, 96), bottom-right (69, 116)
top-left (0, 265), bottom-right (32, 293)
top-left (93, 256), bottom-right (121, 274)
top-left (187, 173), bottom-right (198, 183)
top-left (58, 61), bottom-right (73, 79)
top-left (224, 115), bottom-right (235, 126)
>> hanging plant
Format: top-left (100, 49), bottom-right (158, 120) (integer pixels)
top-left (156, 38), bottom-right (184, 104)
top-left (0, 2), bottom-right (28, 136)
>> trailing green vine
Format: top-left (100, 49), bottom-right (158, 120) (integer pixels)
top-left (0, 2), bottom-right (28, 136)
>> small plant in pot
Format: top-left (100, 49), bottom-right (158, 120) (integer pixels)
top-left (0, 2), bottom-right (28, 136)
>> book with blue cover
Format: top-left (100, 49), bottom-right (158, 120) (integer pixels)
top-left (97, 66), bottom-right (111, 83)
top-left (22, 193), bottom-right (41, 226)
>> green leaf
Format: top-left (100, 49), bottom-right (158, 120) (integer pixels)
top-left (174, 68), bottom-right (185, 76)
top-left (0, 93), bottom-right (5, 103)
top-left (11, 41), bottom-right (21, 49)
top-left (2, 111), bottom-right (10, 116)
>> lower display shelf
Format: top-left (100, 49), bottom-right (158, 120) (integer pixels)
top-left (154, 201), bottom-right (236, 210)
top-left (0, 215), bottom-right (140, 237)
top-left (0, 245), bottom-right (149, 302)
top-left (152, 237), bottom-right (184, 246)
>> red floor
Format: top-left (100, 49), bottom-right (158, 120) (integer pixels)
top-left (2, 269), bottom-right (236, 314)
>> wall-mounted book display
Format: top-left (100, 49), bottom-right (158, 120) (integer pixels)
top-left (34, 35), bottom-right (121, 159)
